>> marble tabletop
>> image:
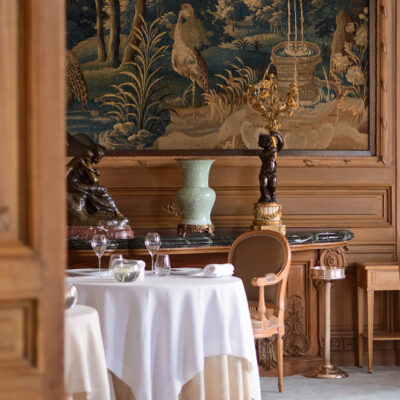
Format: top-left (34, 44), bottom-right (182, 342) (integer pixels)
top-left (68, 230), bottom-right (354, 251)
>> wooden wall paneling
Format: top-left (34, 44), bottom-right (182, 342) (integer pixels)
top-left (100, 161), bottom-right (396, 231)
top-left (331, 267), bottom-right (358, 335)
top-left (286, 251), bottom-right (318, 356)
top-left (28, 1), bottom-right (66, 396)
top-left (347, 226), bottom-right (396, 263)
top-left (0, 300), bottom-right (36, 368)
top-left (377, 0), bottom-right (394, 165)
top-left (0, 0), bottom-right (21, 243)
top-left (395, 0), bottom-right (400, 365)
top-left (396, 0), bottom-right (400, 263)
top-left (0, 0), bottom-right (66, 398)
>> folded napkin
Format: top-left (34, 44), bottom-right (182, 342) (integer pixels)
top-left (203, 263), bottom-right (234, 278)
top-left (135, 260), bottom-right (146, 280)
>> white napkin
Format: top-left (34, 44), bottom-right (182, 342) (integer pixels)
top-left (203, 263), bottom-right (234, 278)
top-left (265, 273), bottom-right (277, 282)
top-left (135, 260), bottom-right (146, 280)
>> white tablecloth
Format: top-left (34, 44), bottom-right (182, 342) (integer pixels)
top-left (66, 275), bottom-right (261, 400)
top-left (65, 305), bottom-right (112, 400)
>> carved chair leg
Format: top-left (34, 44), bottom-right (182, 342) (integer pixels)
top-left (277, 335), bottom-right (284, 393)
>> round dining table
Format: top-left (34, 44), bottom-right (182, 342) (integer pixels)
top-left (66, 273), bottom-right (261, 400)
top-left (65, 305), bottom-right (112, 400)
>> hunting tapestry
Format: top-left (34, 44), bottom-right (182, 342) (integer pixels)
top-left (66, 0), bottom-right (371, 152)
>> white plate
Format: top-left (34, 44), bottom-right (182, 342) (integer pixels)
top-left (65, 268), bottom-right (111, 277)
top-left (170, 267), bottom-right (203, 276)
top-left (192, 274), bottom-right (233, 278)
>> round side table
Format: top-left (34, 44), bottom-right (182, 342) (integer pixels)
top-left (306, 266), bottom-right (348, 379)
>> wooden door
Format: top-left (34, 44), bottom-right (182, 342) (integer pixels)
top-left (0, 1), bottom-right (65, 399)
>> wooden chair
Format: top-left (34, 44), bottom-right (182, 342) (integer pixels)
top-left (228, 230), bottom-right (291, 393)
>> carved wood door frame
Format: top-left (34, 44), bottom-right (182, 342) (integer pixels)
top-left (0, 1), bottom-right (66, 398)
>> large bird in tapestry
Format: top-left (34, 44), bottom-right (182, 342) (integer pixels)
top-left (66, 0), bottom-right (370, 152)
top-left (171, 4), bottom-right (209, 108)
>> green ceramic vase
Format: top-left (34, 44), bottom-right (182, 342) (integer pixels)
top-left (176, 159), bottom-right (216, 229)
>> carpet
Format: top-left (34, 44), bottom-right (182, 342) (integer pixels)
top-left (261, 366), bottom-right (400, 400)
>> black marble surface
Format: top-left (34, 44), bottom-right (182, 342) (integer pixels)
top-left (68, 230), bottom-right (354, 251)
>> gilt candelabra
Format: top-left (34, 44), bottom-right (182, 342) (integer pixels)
top-left (245, 74), bottom-right (298, 234)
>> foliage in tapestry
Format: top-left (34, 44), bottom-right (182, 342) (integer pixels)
top-left (66, 0), bottom-right (370, 151)
top-left (99, 16), bottom-right (173, 148)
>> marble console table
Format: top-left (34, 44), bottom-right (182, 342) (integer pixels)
top-left (69, 230), bottom-right (353, 253)
top-left (68, 230), bottom-right (353, 376)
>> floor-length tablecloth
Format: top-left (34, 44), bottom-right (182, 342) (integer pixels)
top-left (66, 275), bottom-right (261, 400)
top-left (65, 305), bottom-right (112, 400)
top-left (110, 354), bottom-right (253, 400)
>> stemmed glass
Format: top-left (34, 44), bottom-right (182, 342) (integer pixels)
top-left (145, 232), bottom-right (161, 274)
top-left (91, 233), bottom-right (108, 278)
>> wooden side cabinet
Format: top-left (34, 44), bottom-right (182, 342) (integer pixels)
top-left (356, 262), bottom-right (400, 372)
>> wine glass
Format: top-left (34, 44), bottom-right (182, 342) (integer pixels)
top-left (145, 232), bottom-right (161, 274)
top-left (91, 233), bottom-right (108, 278)
top-left (154, 254), bottom-right (171, 277)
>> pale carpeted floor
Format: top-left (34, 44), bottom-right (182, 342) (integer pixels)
top-left (261, 366), bottom-right (400, 400)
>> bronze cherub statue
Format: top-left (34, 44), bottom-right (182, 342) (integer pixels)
top-left (244, 73), bottom-right (299, 235)
top-left (67, 146), bottom-right (133, 239)
top-left (258, 131), bottom-right (284, 204)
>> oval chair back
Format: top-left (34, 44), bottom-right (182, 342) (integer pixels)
top-left (228, 230), bottom-right (291, 302)
top-left (228, 230), bottom-right (291, 393)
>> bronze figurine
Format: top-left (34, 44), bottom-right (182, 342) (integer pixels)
top-left (244, 73), bottom-right (299, 204)
top-left (67, 146), bottom-right (129, 227)
top-left (258, 131), bottom-right (284, 204)
top-left (245, 73), bottom-right (298, 235)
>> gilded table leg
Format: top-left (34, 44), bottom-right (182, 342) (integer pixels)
top-left (357, 284), bottom-right (365, 367)
top-left (367, 289), bottom-right (374, 373)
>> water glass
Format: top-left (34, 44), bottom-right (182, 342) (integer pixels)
top-left (123, 259), bottom-right (146, 280)
top-left (154, 254), bottom-right (171, 277)
top-left (113, 260), bottom-right (140, 283)
top-left (109, 254), bottom-right (124, 271)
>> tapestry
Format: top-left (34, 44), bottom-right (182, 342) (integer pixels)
top-left (66, 0), bottom-right (370, 152)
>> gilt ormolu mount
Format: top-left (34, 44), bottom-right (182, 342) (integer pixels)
top-left (67, 146), bottom-right (134, 239)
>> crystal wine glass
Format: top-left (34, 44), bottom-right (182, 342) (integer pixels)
top-left (145, 232), bottom-right (161, 274)
top-left (91, 233), bottom-right (108, 278)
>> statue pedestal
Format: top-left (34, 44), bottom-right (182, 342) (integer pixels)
top-left (68, 225), bottom-right (134, 240)
top-left (251, 202), bottom-right (286, 235)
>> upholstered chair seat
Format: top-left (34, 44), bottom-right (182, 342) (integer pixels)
top-left (251, 309), bottom-right (279, 330)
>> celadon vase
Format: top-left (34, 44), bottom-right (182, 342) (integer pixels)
top-left (176, 159), bottom-right (216, 237)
